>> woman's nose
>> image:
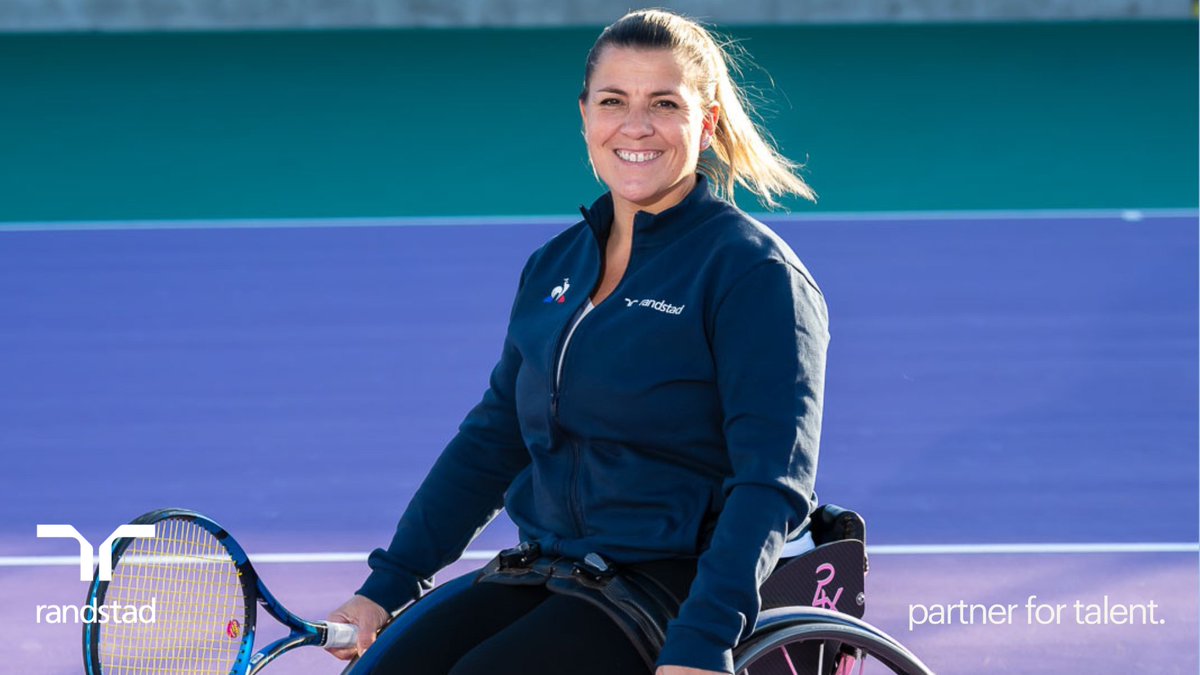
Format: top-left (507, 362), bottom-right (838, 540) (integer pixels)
top-left (620, 108), bottom-right (654, 137)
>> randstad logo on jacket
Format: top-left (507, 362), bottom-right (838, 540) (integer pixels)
top-left (623, 298), bottom-right (685, 315)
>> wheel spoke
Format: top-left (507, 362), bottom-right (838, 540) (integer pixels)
top-left (783, 643), bottom-right (801, 675)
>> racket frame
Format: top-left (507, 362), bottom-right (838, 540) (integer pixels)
top-left (84, 508), bottom-right (341, 675)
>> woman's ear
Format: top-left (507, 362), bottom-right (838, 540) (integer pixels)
top-left (700, 102), bottom-right (719, 150)
top-left (579, 98), bottom-right (599, 182)
top-left (705, 101), bottom-right (721, 137)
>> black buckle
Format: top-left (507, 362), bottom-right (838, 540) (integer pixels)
top-left (498, 541), bottom-right (541, 570)
top-left (572, 552), bottom-right (616, 582)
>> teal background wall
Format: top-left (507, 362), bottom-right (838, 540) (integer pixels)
top-left (1, 20), bottom-right (1195, 222)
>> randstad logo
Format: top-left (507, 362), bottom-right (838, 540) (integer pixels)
top-left (544, 278), bottom-right (570, 304)
top-left (37, 524), bottom-right (156, 582)
top-left (35, 523), bottom-right (159, 626)
top-left (623, 298), bottom-right (686, 315)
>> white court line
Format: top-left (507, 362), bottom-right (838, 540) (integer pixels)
top-left (866, 542), bottom-right (1200, 555)
top-left (0, 208), bottom-right (1194, 232)
top-left (2, 542), bottom-right (1196, 568)
top-left (0, 551), bottom-right (490, 567)
top-left (766, 207), bottom-right (1197, 223)
top-left (0, 214), bottom-right (577, 232)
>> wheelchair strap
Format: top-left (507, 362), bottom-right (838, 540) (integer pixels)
top-left (474, 545), bottom-right (678, 672)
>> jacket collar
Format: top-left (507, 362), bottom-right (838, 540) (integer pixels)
top-left (578, 174), bottom-right (719, 250)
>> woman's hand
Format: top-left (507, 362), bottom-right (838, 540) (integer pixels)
top-left (656, 667), bottom-right (728, 675)
top-left (325, 594), bottom-right (390, 660)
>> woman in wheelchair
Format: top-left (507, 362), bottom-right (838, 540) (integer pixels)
top-left (327, 9), bottom-right (929, 675)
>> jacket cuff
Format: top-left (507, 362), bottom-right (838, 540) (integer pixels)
top-left (355, 569), bottom-right (413, 614)
top-left (656, 624), bottom-right (735, 674)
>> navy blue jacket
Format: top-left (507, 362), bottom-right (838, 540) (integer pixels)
top-left (359, 175), bottom-right (829, 673)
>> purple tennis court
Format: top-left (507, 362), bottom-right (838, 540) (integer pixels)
top-left (2, 211), bottom-right (1196, 673)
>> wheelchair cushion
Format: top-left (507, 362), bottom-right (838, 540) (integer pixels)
top-left (779, 529), bottom-right (816, 559)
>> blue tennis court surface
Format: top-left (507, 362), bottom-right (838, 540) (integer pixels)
top-left (2, 212), bottom-right (1196, 673)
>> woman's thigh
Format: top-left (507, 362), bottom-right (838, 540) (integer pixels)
top-left (449, 593), bottom-right (650, 675)
top-left (355, 575), bottom-right (552, 675)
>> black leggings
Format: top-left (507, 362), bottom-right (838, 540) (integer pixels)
top-left (349, 558), bottom-right (698, 675)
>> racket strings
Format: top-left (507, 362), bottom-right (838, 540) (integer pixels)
top-left (99, 518), bottom-right (247, 674)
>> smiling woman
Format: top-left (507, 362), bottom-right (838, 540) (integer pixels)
top-left (328, 9), bottom-right (828, 675)
top-left (578, 11), bottom-right (815, 213)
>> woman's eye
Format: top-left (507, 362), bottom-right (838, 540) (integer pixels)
top-left (599, 98), bottom-right (622, 106)
top-left (654, 100), bottom-right (680, 109)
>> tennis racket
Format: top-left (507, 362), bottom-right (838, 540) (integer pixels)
top-left (83, 508), bottom-right (358, 675)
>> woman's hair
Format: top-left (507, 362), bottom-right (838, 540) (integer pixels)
top-left (579, 9), bottom-right (816, 208)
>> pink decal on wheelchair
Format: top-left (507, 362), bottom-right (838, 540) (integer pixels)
top-left (811, 563), bottom-right (844, 611)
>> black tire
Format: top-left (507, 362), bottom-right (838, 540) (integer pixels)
top-left (734, 621), bottom-right (934, 675)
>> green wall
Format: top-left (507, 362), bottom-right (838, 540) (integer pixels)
top-left (1, 21), bottom-right (1195, 222)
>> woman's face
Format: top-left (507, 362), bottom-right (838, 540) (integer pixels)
top-left (580, 47), bottom-right (718, 216)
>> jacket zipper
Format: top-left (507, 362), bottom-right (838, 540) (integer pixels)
top-left (556, 207), bottom-right (644, 539)
top-left (550, 210), bottom-right (607, 423)
top-left (567, 438), bottom-right (585, 537)
top-left (549, 313), bottom-right (578, 421)
top-left (553, 292), bottom-right (594, 540)
top-left (551, 208), bottom-right (611, 539)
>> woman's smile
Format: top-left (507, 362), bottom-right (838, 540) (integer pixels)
top-left (614, 149), bottom-right (664, 163)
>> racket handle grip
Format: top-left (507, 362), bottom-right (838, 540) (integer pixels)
top-left (322, 621), bottom-right (359, 649)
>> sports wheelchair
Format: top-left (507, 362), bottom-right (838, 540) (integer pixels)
top-left (344, 505), bottom-right (932, 675)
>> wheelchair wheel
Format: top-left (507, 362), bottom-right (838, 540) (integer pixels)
top-left (734, 622), bottom-right (933, 675)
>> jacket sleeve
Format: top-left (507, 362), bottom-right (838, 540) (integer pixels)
top-left (656, 260), bottom-right (829, 673)
top-left (356, 260), bottom-right (535, 613)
